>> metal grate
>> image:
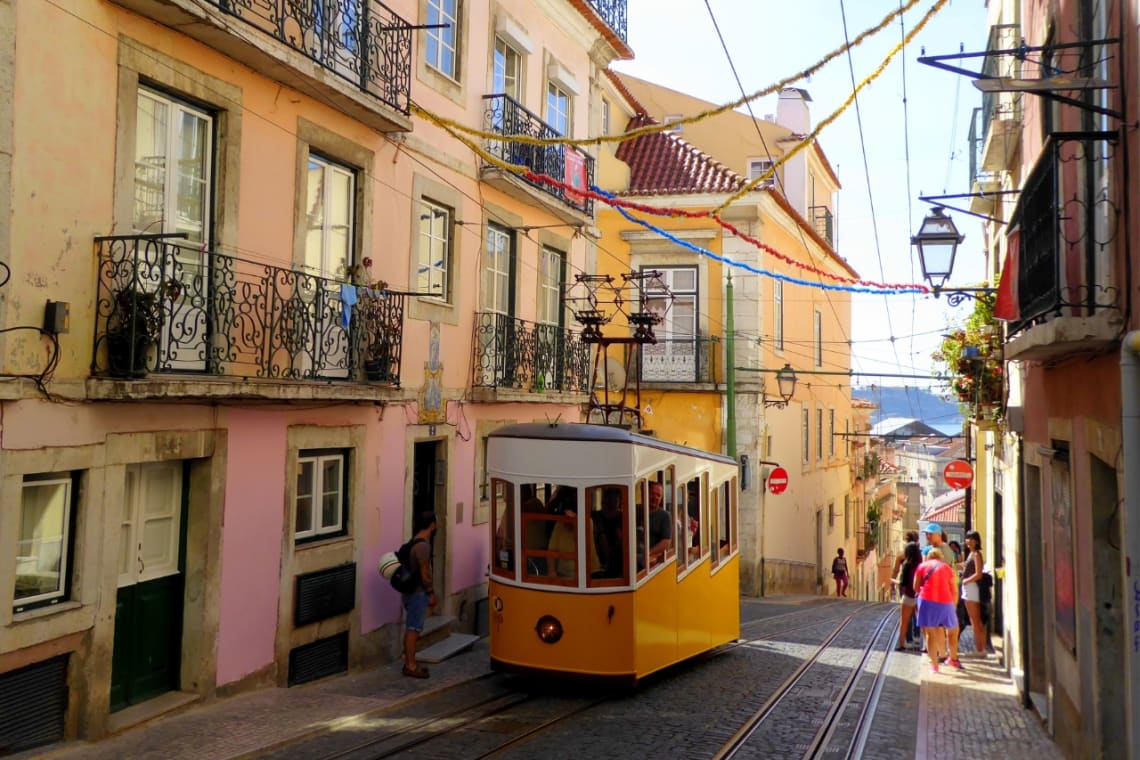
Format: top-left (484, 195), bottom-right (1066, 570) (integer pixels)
top-left (288, 633), bottom-right (349, 687)
top-left (0, 655), bottom-right (68, 754)
top-left (294, 563), bottom-right (357, 627)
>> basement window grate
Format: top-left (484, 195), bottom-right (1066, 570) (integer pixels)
top-left (288, 633), bottom-right (348, 686)
top-left (294, 563), bottom-right (356, 627)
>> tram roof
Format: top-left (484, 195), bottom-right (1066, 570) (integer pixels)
top-left (487, 422), bottom-right (736, 465)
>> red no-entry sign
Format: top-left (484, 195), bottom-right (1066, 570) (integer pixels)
top-left (944, 459), bottom-right (974, 490)
top-left (768, 466), bottom-right (789, 495)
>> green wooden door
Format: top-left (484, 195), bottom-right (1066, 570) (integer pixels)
top-left (110, 462), bottom-right (186, 712)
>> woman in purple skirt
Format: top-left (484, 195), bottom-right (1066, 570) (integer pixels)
top-left (913, 547), bottom-right (962, 673)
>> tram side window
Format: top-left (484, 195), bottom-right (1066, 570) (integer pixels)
top-left (675, 484), bottom-right (687, 574)
top-left (660, 467), bottom-right (676, 564)
top-left (709, 486), bottom-right (721, 568)
top-left (684, 477), bottom-right (705, 565)
top-left (491, 479), bottom-right (516, 578)
top-left (587, 485), bottom-right (628, 586)
top-left (520, 483), bottom-right (584, 586)
top-left (634, 479), bottom-right (647, 578)
top-left (718, 479), bottom-right (737, 560)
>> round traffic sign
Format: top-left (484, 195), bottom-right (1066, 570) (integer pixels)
top-left (943, 459), bottom-right (974, 490)
top-left (767, 466), bottom-right (789, 495)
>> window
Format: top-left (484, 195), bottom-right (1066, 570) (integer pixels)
top-left (643, 267), bottom-right (697, 380)
top-left (802, 408), bottom-right (810, 464)
top-left (546, 82), bottom-right (570, 136)
top-left (425, 0), bottom-right (459, 78)
top-left (829, 409), bottom-right (836, 458)
top-left (663, 114), bottom-right (683, 132)
top-left (491, 479), bottom-right (515, 578)
top-left (482, 224), bottom-right (513, 314)
top-left (492, 36), bottom-right (521, 99)
top-left (816, 408), bottom-right (824, 461)
top-left (134, 88), bottom-right (213, 243)
top-left (417, 200), bottom-right (451, 300)
top-left (296, 450), bottom-right (348, 541)
top-left (828, 501), bottom-right (835, 528)
top-left (749, 158), bottom-right (774, 184)
top-left (814, 309), bottom-right (823, 367)
top-left (588, 485), bottom-right (629, 586)
top-left (518, 483), bottom-right (582, 586)
top-left (537, 246), bottom-right (564, 325)
top-left (304, 154), bottom-right (355, 280)
top-left (774, 281), bottom-right (784, 350)
top-left (601, 98), bottom-right (611, 135)
top-left (844, 495), bottom-right (851, 539)
top-left (14, 473), bottom-right (77, 612)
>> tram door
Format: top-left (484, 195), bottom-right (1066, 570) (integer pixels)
top-left (412, 440), bottom-right (447, 604)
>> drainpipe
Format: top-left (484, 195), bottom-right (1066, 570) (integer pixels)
top-left (1121, 331), bottom-right (1140, 759)
top-left (725, 272), bottom-right (737, 459)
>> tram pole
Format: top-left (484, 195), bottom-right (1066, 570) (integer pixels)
top-left (726, 272), bottom-right (737, 459)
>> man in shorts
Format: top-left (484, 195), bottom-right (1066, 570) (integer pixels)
top-left (402, 510), bottom-right (437, 678)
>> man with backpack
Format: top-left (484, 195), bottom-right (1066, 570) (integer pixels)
top-left (400, 510), bottom-right (437, 678)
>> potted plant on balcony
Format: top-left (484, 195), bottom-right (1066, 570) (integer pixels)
top-left (352, 264), bottom-right (394, 384)
top-left (932, 294), bottom-right (1004, 419)
top-left (105, 279), bottom-right (178, 378)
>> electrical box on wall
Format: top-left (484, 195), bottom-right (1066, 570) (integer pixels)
top-left (43, 300), bottom-right (70, 335)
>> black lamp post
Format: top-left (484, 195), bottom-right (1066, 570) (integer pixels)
top-left (765, 363), bottom-right (797, 408)
top-left (912, 207), bottom-right (995, 305)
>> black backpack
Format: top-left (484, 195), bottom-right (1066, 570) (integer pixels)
top-left (390, 537), bottom-right (425, 594)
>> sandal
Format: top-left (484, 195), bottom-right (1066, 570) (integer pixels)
top-left (402, 665), bottom-right (430, 679)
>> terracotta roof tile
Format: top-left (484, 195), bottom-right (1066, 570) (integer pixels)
top-left (615, 114), bottom-right (748, 196)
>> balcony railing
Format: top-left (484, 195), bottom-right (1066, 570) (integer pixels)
top-left (1008, 132), bottom-right (1119, 334)
top-left (211, 0), bottom-right (412, 114)
top-left (980, 24), bottom-right (1021, 145)
top-left (810, 206), bottom-right (834, 248)
top-left (639, 336), bottom-right (719, 383)
top-left (482, 94), bottom-right (595, 216)
top-left (472, 312), bottom-right (591, 393)
top-left (585, 0), bottom-right (628, 44)
top-left (92, 235), bottom-right (404, 384)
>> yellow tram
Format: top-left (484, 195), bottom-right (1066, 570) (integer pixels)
top-left (486, 422), bottom-right (740, 684)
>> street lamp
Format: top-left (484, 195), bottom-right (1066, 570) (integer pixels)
top-left (764, 363), bottom-right (797, 408)
top-left (912, 207), bottom-right (995, 305)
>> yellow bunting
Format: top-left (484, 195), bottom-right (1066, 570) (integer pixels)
top-left (411, 0), bottom-right (923, 148)
top-left (712, 0), bottom-right (949, 214)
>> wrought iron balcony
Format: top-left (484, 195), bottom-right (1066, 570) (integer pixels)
top-left (1007, 132), bottom-right (1120, 339)
top-left (210, 0), bottom-right (412, 114)
top-left (639, 336), bottom-right (719, 384)
top-left (584, 0), bottom-right (628, 45)
top-left (92, 235), bottom-right (404, 385)
top-left (810, 206), bottom-right (834, 248)
top-left (481, 94), bottom-right (595, 217)
top-left (472, 312), bottom-right (591, 394)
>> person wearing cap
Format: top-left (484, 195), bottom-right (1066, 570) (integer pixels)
top-left (913, 546), bottom-right (963, 673)
top-left (920, 523), bottom-right (960, 661)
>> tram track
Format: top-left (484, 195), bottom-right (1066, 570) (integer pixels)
top-left (711, 605), bottom-right (898, 760)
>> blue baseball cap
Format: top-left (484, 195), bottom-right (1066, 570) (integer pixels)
top-left (922, 523), bottom-right (942, 535)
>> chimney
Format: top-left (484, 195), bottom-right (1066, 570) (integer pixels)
top-left (776, 88), bottom-right (812, 133)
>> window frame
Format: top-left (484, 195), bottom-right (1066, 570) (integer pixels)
top-left (295, 449), bottom-right (350, 543)
top-left (425, 0), bottom-right (460, 79)
top-left (133, 86), bottom-right (215, 246)
top-left (816, 407), bottom-right (824, 462)
top-left (802, 407), bottom-right (810, 465)
top-left (14, 472), bottom-right (79, 613)
top-left (491, 35), bottom-right (521, 99)
top-left (483, 223), bottom-right (515, 315)
top-left (774, 281), bottom-right (784, 351)
top-left (829, 408), bottom-right (836, 458)
top-left (303, 152), bottom-right (357, 281)
top-left (814, 309), bottom-right (823, 367)
top-left (417, 199), bottom-right (453, 302)
top-left (748, 158), bottom-right (775, 185)
top-left (537, 246), bottom-right (565, 326)
top-left (601, 98), bottom-right (611, 135)
top-left (546, 81), bottom-right (571, 136)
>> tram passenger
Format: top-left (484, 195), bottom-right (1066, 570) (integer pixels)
top-left (647, 481), bottom-right (673, 566)
top-left (594, 487), bottom-right (625, 578)
top-left (546, 487), bottom-right (598, 580)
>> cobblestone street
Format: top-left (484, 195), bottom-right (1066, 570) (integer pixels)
top-left (15, 598), bottom-right (1061, 760)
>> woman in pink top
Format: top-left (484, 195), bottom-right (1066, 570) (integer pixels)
top-left (913, 547), bottom-right (962, 673)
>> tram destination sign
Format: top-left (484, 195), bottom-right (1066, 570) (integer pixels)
top-left (767, 466), bottom-right (789, 495)
top-left (943, 459), bottom-right (974, 490)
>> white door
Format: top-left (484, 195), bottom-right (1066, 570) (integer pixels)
top-left (119, 462), bottom-right (183, 588)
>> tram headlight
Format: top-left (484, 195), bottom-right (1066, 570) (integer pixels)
top-left (534, 615), bottom-right (564, 644)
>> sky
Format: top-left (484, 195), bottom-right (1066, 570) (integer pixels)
top-left (611, 0), bottom-right (991, 395)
